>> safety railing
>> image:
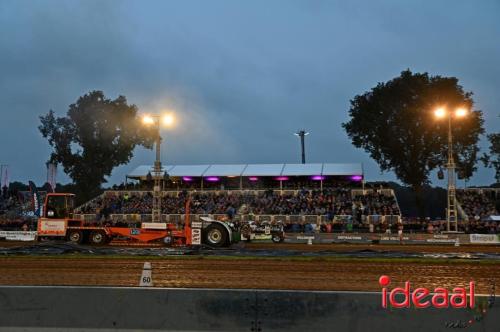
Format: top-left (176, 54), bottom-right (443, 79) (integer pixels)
top-left (74, 213), bottom-right (401, 225)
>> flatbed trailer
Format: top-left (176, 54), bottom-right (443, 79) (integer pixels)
top-left (37, 192), bottom-right (284, 247)
top-left (51, 224), bottom-right (189, 246)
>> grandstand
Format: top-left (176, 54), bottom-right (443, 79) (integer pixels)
top-left (74, 163), bottom-right (405, 233)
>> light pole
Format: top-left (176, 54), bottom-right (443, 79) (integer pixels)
top-left (434, 106), bottom-right (468, 232)
top-left (0, 164), bottom-right (8, 193)
top-left (142, 113), bottom-right (175, 222)
top-left (294, 130), bottom-right (309, 164)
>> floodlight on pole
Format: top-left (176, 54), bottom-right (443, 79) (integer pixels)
top-left (433, 106), bottom-right (469, 232)
top-left (140, 111), bottom-right (176, 222)
top-left (294, 130), bottom-right (309, 164)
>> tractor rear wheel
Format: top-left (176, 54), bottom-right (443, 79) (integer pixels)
top-left (89, 231), bottom-right (106, 245)
top-left (203, 223), bottom-right (228, 247)
top-left (67, 230), bottom-right (83, 244)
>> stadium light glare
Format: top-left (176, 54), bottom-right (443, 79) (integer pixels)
top-left (162, 113), bottom-right (175, 127)
top-left (455, 108), bottom-right (468, 118)
top-left (248, 177), bottom-right (259, 181)
top-left (142, 115), bottom-right (155, 125)
top-left (182, 176), bottom-right (193, 182)
top-left (434, 107), bottom-right (446, 118)
top-left (311, 176), bottom-right (325, 181)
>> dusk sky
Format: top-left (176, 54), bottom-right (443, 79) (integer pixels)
top-left (1, 0), bottom-right (499, 187)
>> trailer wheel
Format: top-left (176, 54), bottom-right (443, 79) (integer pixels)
top-left (67, 230), bottom-right (83, 244)
top-left (272, 233), bottom-right (283, 243)
top-left (89, 231), bottom-right (106, 245)
top-left (203, 223), bottom-right (228, 247)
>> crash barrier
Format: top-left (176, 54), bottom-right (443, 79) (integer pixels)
top-left (0, 229), bottom-right (496, 245)
top-left (0, 286), bottom-right (497, 332)
top-left (287, 232), bottom-right (500, 245)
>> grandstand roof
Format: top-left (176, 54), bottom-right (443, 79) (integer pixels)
top-left (127, 163), bottom-right (363, 179)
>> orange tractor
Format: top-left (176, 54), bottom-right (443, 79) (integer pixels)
top-left (36, 193), bottom-right (241, 247)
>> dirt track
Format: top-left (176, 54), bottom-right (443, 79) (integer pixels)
top-left (0, 241), bottom-right (499, 293)
top-left (0, 256), bottom-right (498, 294)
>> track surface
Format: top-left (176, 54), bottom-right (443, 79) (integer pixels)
top-left (0, 242), bottom-right (499, 294)
top-left (2, 240), bottom-right (500, 253)
top-left (245, 242), bottom-right (500, 253)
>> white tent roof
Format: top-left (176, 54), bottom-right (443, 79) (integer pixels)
top-left (242, 164), bottom-right (285, 176)
top-left (127, 163), bottom-right (363, 179)
top-left (168, 165), bottom-right (211, 177)
top-left (203, 164), bottom-right (248, 177)
top-left (282, 163), bottom-right (323, 176)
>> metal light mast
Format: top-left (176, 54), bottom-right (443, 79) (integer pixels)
top-left (142, 114), bottom-right (174, 223)
top-left (434, 106), bottom-right (468, 232)
top-left (294, 130), bottom-right (309, 164)
top-left (446, 115), bottom-right (458, 232)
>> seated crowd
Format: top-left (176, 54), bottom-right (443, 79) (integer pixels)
top-left (0, 187), bottom-right (35, 230)
top-left (457, 190), bottom-right (499, 221)
top-left (78, 188), bottom-right (396, 218)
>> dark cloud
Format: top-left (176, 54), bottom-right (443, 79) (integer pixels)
top-left (0, 0), bottom-right (499, 186)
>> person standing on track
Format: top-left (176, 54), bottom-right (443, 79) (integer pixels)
top-left (397, 220), bottom-right (404, 244)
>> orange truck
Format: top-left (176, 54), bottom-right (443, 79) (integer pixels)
top-left (37, 193), bottom-right (239, 247)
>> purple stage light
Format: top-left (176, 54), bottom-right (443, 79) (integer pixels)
top-left (350, 175), bottom-right (363, 181)
top-left (205, 177), bottom-right (219, 182)
top-left (275, 176), bottom-right (289, 181)
top-left (182, 176), bottom-right (193, 182)
top-left (311, 176), bottom-right (325, 181)
top-left (249, 177), bottom-right (259, 181)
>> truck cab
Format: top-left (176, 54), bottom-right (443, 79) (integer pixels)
top-left (37, 193), bottom-right (83, 238)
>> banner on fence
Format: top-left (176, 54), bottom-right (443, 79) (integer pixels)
top-left (0, 231), bottom-right (37, 241)
top-left (470, 234), bottom-right (500, 244)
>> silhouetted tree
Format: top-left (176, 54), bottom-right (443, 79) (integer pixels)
top-left (343, 70), bottom-right (484, 218)
top-left (39, 91), bottom-right (155, 202)
top-left (482, 130), bottom-right (500, 183)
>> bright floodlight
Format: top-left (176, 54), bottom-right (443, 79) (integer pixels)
top-left (142, 115), bottom-right (155, 125)
top-left (455, 108), bottom-right (468, 118)
top-left (434, 107), bottom-right (446, 118)
top-left (162, 114), bottom-right (175, 126)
